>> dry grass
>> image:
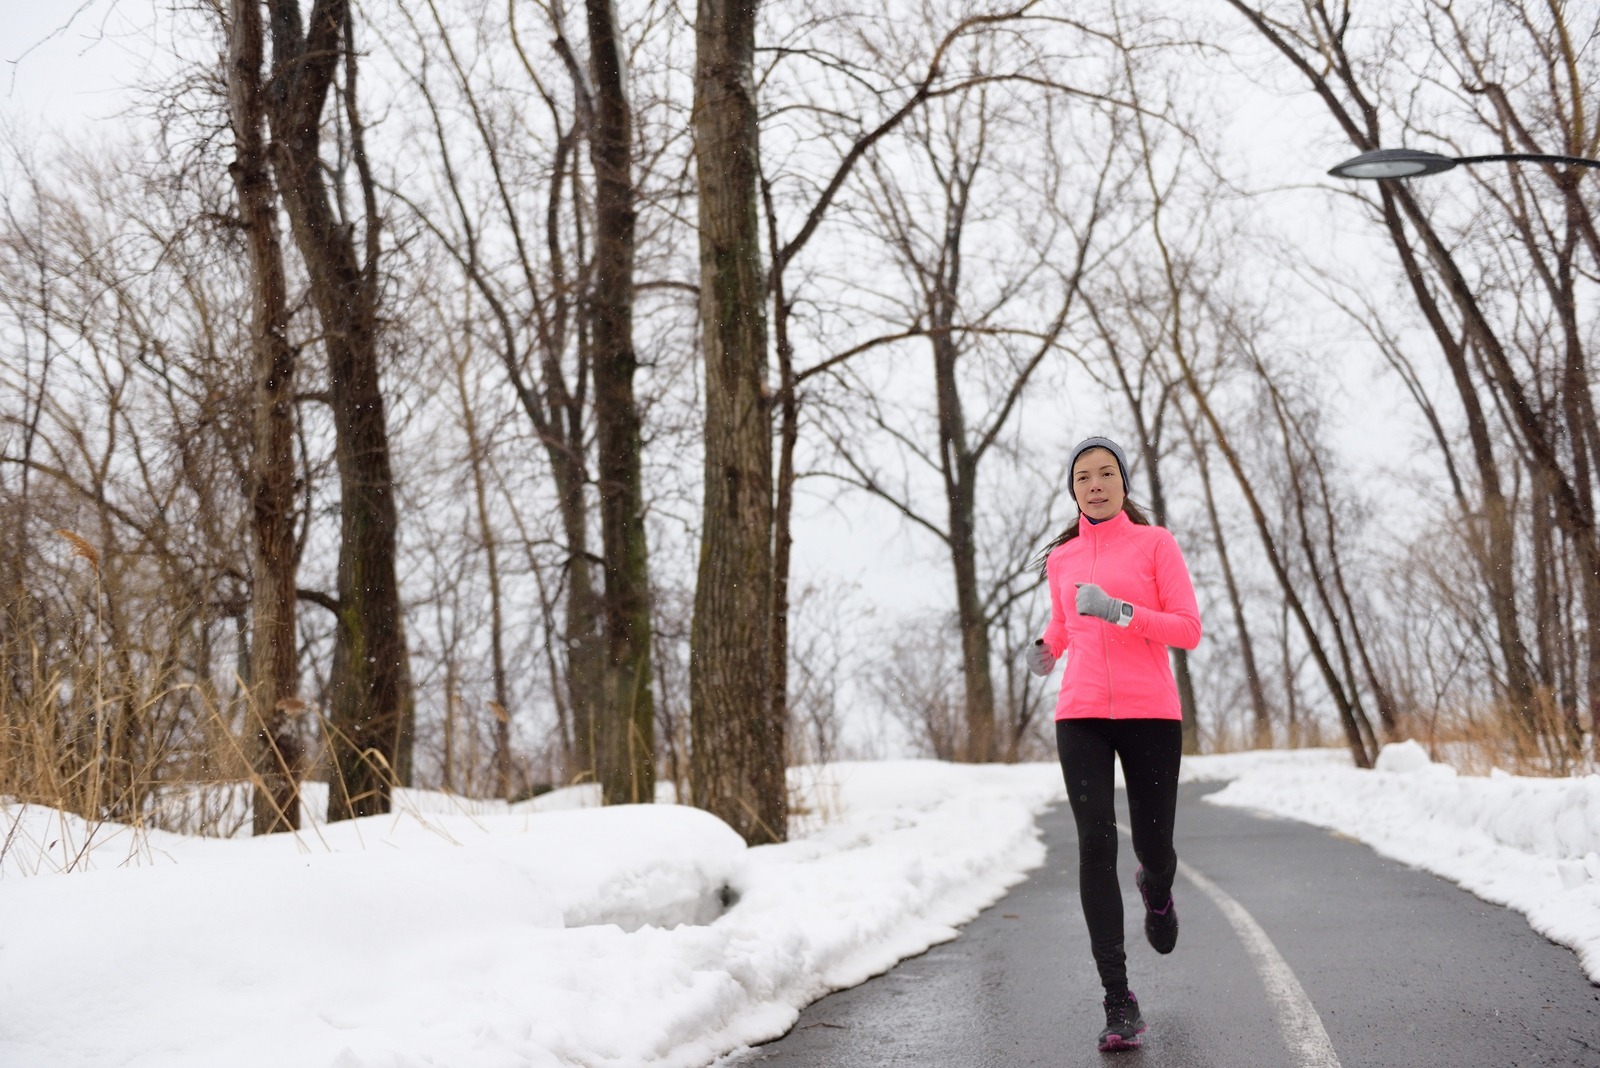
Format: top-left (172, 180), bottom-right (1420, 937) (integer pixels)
top-left (1406, 698), bottom-right (1595, 778)
top-left (1, 620), bottom-right (516, 874)
top-left (1194, 700), bottom-right (1594, 779)
top-left (1197, 714), bottom-right (1330, 757)
top-left (0, 643), bottom-right (504, 870)
top-left (4, 528), bottom-right (424, 866)
top-left (0, 613), bottom-right (273, 850)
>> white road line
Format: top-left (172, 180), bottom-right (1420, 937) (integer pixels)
top-left (1114, 822), bottom-right (1341, 1067)
top-left (1177, 859), bottom-right (1343, 1068)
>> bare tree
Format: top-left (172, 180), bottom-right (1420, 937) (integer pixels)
top-left (871, 623), bottom-right (966, 763)
top-left (1224, 0), bottom-right (1599, 756)
top-left (821, 75), bottom-right (1112, 761)
top-left (690, 0), bottom-right (784, 844)
top-left (585, 0), bottom-right (656, 805)
top-left (1175, 399), bottom-right (1270, 745)
top-left (758, 0), bottom-right (1045, 768)
top-left (452, 334), bottom-right (515, 798)
top-left (263, 0), bottom-right (414, 817)
top-left (0, 144), bottom-right (261, 825)
top-left (382, 0), bottom-right (707, 799)
top-left (1076, 238), bottom-right (1201, 747)
top-left (224, 0), bottom-right (304, 833)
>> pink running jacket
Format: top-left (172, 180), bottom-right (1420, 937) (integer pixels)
top-left (1040, 509), bottom-right (1202, 721)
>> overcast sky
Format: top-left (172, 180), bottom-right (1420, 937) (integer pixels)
top-left (2, 1), bottom-right (166, 136)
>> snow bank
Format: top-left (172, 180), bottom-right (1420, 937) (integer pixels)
top-left (1206, 740), bottom-right (1600, 981)
top-left (8, 744), bottom-right (1594, 1067)
top-left (1179, 746), bottom-right (1355, 784)
top-left (0, 761), bottom-right (1065, 1068)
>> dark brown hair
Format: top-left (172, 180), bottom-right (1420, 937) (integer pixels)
top-left (1032, 500), bottom-right (1153, 575)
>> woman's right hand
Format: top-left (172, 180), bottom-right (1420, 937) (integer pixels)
top-left (1025, 640), bottom-right (1056, 677)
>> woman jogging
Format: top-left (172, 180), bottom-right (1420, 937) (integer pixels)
top-left (1025, 435), bottom-right (1202, 1053)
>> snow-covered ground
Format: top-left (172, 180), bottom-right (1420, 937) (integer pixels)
top-left (1, 745), bottom-right (1596, 1067)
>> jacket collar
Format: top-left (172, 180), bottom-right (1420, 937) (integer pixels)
top-left (1080, 508), bottom-right (1132, 542)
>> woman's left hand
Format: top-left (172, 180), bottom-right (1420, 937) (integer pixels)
top-left (1075, 582), bottom-right (1130, 625)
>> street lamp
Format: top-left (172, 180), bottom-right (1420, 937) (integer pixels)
top-left (1328, 147), bottom-right (1600, 180)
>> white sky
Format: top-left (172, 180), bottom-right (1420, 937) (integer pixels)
top-left (2, 1), bottom-right (161, 133)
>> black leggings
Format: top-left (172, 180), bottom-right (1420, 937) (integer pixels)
top-left (1055, 717), bottom-right (1183, 993)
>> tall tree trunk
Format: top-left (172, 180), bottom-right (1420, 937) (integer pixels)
top-left (1117, 86), bottom-right (1203, 756)
top-left (1185, 412), bottom-right (1271, 746)
top-left (918, 143), bottom-right (997, 764)
top-left (1133, 412), bottom-right (1200, 752)
top-left (226, 0), bottom-right (302, 834)
top-left (930, 301), bottom-right (996, 764)
top-left (543, 128), bottom-right (605, 791)
top-left (1177, 363), bottom-right (1372, 767)
top-left (554, 452), bottom-right (605, 785)
top-left (763, 172), bottom-right (800, 778)
top-left (1389, 180), bottom-right (1600, 730)
top-left (264, 0), bottom-right (413, 819)
top-left (946, 467), bottom-right (996, 763)
top-left (1300, 427), bottom-right (1401, 740)
top-left (456, 353), bottom-right (514, 799)
top-left (586, 0), bottom-right (655, 805)
top-left (1376, 189), bottom-right (1537, 724)
top-left (769, 274), bottom-right (798, 774)
top-left (690, 0), bottom-right (785, 844)
top-left (756, 24), bottom-right (996, 768)
top-left (408, 15), bottom-right (605, 786)
top-left (1552, 183), bottom-right (1600, 759)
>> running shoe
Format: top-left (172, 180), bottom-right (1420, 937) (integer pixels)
top-left (1137, 867), bottom-right (1179, 954)
top-left (1098, 989), bottom-right (1146, 1052)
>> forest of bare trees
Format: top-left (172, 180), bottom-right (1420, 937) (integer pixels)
top-left (1, 0), bottom-right (1595, 844)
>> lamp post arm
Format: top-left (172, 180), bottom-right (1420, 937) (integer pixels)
top-left (1455, 153), bottom-right (1600, 170)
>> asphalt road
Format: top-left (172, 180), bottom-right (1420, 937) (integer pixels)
top-left (724, 783), bottom-right (1600, 1067)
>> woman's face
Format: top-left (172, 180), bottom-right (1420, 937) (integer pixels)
top-left (1072, 448), bottom-right (1126, 522)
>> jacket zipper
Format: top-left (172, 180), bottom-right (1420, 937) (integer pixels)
top-left (1093, 530), bottom-right (1116, 718)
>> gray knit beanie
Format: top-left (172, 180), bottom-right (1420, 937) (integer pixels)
top-left (1069, 435), bottom-right (1130, 493)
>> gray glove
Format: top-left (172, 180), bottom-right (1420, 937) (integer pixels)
top-left (1075, 582), bottom-right (1133, 626)
top-left (1025, 640), bottom-right (1056, 677)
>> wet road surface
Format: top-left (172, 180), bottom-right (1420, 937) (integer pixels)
top-left (724, 783), bottom-right (1600, 1067)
